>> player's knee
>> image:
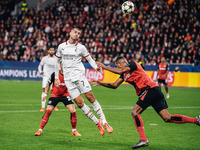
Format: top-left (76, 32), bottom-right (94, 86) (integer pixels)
top-left (70, 109), bottom-right (76, 113)
top-left (131, 110), bottom-right (137, 117)
top-left (76, 102), bottom-right (84, 108)
top-left (85, 92), bottom-right (95, 103)
top-left (163, 115), bottom-right (171, 122)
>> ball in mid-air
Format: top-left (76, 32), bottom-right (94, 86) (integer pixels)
top-left (122, 1), bottom-right (134, 14)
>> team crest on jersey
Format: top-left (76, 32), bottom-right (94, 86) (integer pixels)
top-left (124, 73), bottom-right (131, 81)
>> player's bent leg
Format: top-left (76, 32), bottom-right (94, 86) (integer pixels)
top-left (40, 88), bottom-right (46, 112)
top-left (74, 95), bottom-right (104, 135)
top-left (159, 109), bottom-right (171, 122)
top-left (35, 105), bottom-right (53, 136)
top-left (84, 90), bottom-right (96, 103)
top-left (84, 91), bottom-right (113, 133)
top-left (159, 109), bottom-right (198, 124)
top-left (164, 84), bottom-right (170, 99)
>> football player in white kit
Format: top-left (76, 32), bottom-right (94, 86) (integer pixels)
top-left (54, 27), bottom-right (113, 136)
top-left (38, 47), bottom-right (58, 112)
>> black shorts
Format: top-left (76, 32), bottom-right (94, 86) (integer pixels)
top-left (136, 86), bottom-right (168, 113)
top-left (158, 79), bottom-right (167, 85)
top-left (47, 96), bottom-right (74, 107)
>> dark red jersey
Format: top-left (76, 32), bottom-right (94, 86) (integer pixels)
top-left (120, 61), bottom-right (157, 96)
top-left (158, 63), bottom-right (169, 80)
top-left (48, 71), bottom-right (70, 97)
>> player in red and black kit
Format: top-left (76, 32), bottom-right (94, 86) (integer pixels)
top-left (157, 57), bottom-right (170, 98)
top-left (92, 56), bottom-right (200, 149)
top-left (35, 63), bottom-right (81, 136)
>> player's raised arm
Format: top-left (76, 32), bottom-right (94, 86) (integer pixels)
top-left (96, 61), bottom-right (131, 75)
top-left (81, 45), bottom-right (103, 72)
top-left (92, 78), bottom-right (124, 89)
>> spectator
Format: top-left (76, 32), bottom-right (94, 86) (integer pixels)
top-left (0, 0), bottom-right (199, 66)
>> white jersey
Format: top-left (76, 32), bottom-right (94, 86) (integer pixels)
top-left (56, 41), bottom-right (90, 81)
top-left (38, 55), bottom-right (56, 77)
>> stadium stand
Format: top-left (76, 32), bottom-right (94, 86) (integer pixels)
top-left (0, 0), bottom-right (200, 66)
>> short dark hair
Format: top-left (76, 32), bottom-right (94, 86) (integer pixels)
top-left (71, 26), bottom-right (81, 31)
top-left (116, 56), bottom-right (125, 63)
top-left (48, 46), bottom-right (54, 50)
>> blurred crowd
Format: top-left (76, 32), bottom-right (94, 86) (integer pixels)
top-left (0, 0), bottom-right (200, 65)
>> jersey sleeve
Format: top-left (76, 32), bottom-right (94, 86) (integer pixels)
top-left (48, 72), bottom-right (55, 85)
top-left (126, 61), bottom-right (137, 71)
top-left (56, 44), bottom-right (62, 58)
top-left (80, 45), bottom-right (90, 57)
top-left (40, 57), bottom-right (45, 65)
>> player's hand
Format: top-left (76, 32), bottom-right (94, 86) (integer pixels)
top-left (40, 72), bottom-right (44, 75)
top-left (96, 66), bottom-right (103, 73)
top-left (96, 61), bottom-right (106, 69)
top-left (91, 80), bottom-right (100, 86)
top-left (162, 74), bottom-right (166, 78)
top-left (42, 96), bottom-right (47, 101)
top-left (54, 79), bottom-right (60, 87)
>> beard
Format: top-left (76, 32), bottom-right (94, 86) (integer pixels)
top-left (49, 53), bottom-right (54, 57)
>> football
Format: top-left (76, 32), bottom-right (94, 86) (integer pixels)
top-left (121, 1), bottom-right (134, 14)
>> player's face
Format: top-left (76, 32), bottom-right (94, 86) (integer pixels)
top-left (115, 62), bottom-right (124, 68)
top-left (161, 57), bottom-right (165, 63)
top-left (48, 48), bottom-right (55, 56)
top-left (70, 28), bottom-right (81, 41)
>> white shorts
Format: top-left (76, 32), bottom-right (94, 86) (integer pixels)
top-left (65, 77), bottom-right (92, 99)
top-left (42, 76), bottom-right (49, 88)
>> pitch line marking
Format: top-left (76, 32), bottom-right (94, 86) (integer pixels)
top-left (149, 124), bottom-right (158, 126)
top-left (0, 106), bottom-right (199, 113)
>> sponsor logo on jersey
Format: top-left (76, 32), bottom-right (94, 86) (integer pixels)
top-left (124, 73), bottom-right (131, 81)
top-left (85, 69), bottom-right (104, 82)
top-left (63, 54), bottom-right (76, 60)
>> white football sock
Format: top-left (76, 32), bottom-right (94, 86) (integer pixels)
top-left (41, 92), bottom-right (46, 108)
top-left (39, 129), bottom-right (43, 132)
top-left (91, 100), bottom-right (107, 125)
top-left (72, 129), bottom-right (76, 132)
top-left (81, 104), bottom-right (99, 125)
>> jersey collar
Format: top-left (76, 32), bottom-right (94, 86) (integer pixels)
top-left (66, 40), bottom-right (78, 46)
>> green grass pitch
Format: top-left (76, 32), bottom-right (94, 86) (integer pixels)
top-left (0, 80), bottom-right (200, 150)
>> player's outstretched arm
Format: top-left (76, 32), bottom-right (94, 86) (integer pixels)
top-left (92, 78), bottom-right (124, 89)
top-left (96, 62), bottom-right (130, 75)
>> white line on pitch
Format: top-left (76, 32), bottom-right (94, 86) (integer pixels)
top-left (0, 106), bottom-right (199, 113)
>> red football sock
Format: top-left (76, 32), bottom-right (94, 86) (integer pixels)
top-left (39, 109), bottom-right (52, 129)
top-left (170, 114), bottom-right (197, 124)
top-left (133, 114), bottom-right (147, 142)
top-left (71, 112), bottom-right (77, 129)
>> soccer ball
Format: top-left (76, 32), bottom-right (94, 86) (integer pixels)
top-left (122, 1), bottom-right (134, 14)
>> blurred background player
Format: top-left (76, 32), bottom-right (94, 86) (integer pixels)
top-left (92, 57), bottom-right (200, 149)
top-left (157, 57), bottom-right (170, 99)
top-left (38, 47), bottom-right (58, 112)
top-left (35, 62), bottom-right (81, 136)
top-left (54, 27), bottom-right (113, 136)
